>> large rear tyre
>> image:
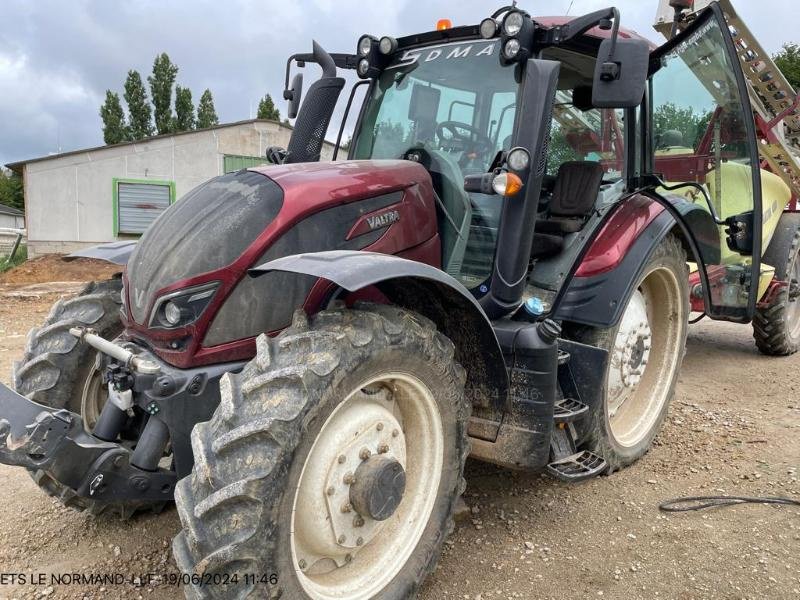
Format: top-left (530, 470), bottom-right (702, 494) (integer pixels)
top-left (13, 278), bottom-right (162, 517)
top-left (571, 234), bottom-right (689, 471)
top-left (753, 220), bottom-right (800, 356)
top-left (173, 303), bottom-right (469, 599)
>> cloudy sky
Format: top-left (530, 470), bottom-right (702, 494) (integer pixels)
top-left (1, 0), bottom-right (796, 167)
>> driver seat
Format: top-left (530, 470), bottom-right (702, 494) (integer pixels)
top-left (531, 161), bottom-right (604, 258)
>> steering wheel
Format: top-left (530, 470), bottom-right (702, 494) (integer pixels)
top-left (435, 121), bottom-right (494, 157)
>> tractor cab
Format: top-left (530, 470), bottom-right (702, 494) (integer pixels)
top-left (279, 3), bottom-right (767, 324)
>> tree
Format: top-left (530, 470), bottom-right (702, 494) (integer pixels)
top-left (99, 91), bottom-right (129, 144)
top-left (123, 70), bottom-right (153, 140)
top-left (775, 43), bottom-right (800, 91)
top-left (197, 89), bottom-right (219, 128)
top-left (174, 85), bottom-right (195, 132)
top-left (0, 169), bottom-right (24, 211)
top-left (257, 93), bottom-right (280, 121)
top-left (148, 53), bottom-right (179, 135)
top-left (653, 102), bottom-right (712, 150)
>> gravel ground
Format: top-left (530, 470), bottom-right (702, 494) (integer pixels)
top-left (0, 287), bottom-right (798, 600)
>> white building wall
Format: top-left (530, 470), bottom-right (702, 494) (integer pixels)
top-left (22, 122), bottom-right (306, 257)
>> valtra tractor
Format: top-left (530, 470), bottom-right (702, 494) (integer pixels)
top-left (0, 0), bottom-right (798, 597)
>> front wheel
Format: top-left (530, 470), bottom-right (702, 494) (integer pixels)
top-left (173, 303), bottom-right (470, 599)
top-left (571, 234), bottom-right (689, 471)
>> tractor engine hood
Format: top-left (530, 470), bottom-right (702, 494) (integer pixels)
top-left (125, 160), bottom-right (434, 329)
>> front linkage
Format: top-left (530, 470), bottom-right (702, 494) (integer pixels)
top-left (0, 328), bottom-right (241, 505)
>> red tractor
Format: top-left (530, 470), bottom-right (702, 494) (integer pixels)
top-left (0, 2), bottom-right (794, 598)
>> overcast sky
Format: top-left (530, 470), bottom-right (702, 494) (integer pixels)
top-left (1, 0), bottom-right (796, 167)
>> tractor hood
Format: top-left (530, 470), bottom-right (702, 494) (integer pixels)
top-left (125, 160), bottom-right (433, 329)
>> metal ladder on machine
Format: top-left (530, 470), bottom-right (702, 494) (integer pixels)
top-left (655, 0), bottom-right (800, 206)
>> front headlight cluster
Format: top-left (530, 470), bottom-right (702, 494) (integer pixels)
top-left (149, 282), bottom-right (219, 329)
top-left (356, 34), bottom-right (397, 79)
top-left (482, 9), bottom-right (533, 65)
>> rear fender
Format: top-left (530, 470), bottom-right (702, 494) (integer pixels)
top-left (65, 241), bottom-right (137, 266)
top-left (556, 195), bottom-right (717, 328)
top-left (250, 250), bottom-right (509, 413)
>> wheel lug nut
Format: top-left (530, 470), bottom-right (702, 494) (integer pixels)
top-left (376, 422), bottom-right (384, 431)
top-left (353, 515), bottom-right (365, 527)
top-left (359, 448), bottom-right (371, 460)
top-left (326, 486), bottom-right (335, 496)
top-left (343, 472), bottom-right (355, 485)
top-left (338, 455), bottom-right (347, 464)
top-left (356, 537), bottom-right (364, 546)
top-left (345, 553), bottom-right (353, 563)
top-left (392, 429), bottom-right (399, 438)
top-left (341, 503), bottom-right (352, 513)
top-left (299, 559), bottom-right (307, 570)
top-left (377, 443), bottom-right (389, 454)
top-left (338, 535), bottom-right (346, 544)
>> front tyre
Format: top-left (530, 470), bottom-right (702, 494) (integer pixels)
top-left (572, 234), bottom-right (689, 471)
top-left (173, 303), bottom-right (469, 599)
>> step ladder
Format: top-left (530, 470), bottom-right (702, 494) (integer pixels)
top-left (654, 0), bottom-right (800, 203)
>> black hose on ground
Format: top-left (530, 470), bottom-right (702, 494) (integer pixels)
top-left (659, 495), bottom-right (800, 512)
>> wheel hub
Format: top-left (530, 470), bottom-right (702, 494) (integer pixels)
top-left (609, 290), bottom-right (652, 417)
top-left (350, 455), bottom-right (406, 521)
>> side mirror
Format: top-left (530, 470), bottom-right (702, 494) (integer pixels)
top-left (592, 38), bottom-right (650, 109)
top-left (285, 73), bottom-right (304, 119)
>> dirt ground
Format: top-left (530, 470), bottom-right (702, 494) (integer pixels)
top-left (0, 274), bottom-right (797, 599)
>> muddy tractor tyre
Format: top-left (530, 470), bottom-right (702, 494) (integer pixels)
top-left (173, 303), bottom-right (469, 600)
top-left (753, 219), bottom-right (800, 356)
top-left (13, 278), bottom-right (160, 517)
top-left (572, 234), bottom-right (689, 472)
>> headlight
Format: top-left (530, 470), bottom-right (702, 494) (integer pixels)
top-left (379, 36), bottom-right (397, 55)
top-left (150, 282), bottom-right (219, 329)
top-left (507, 147), bottom-right (531, 172)
top-left (503, 38), bottom-right (521, 60)
top-left (357, 58), bottom-right (371, 78)
top-left (480, 18), bottom-right (498, 39)
top-left (358, 35), bottom-right (373, 56)
top-left (164, 301), bottom-right (183, 326)
top-left (503, 11), bottom-right (524, 36)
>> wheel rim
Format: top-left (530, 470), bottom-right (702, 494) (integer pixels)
top-left (291, 372), bottom-right (444, 600)
top-left (80, 352), bottom-right (108, 432)
top-left (607, 265), bottom-right (684, 447)
top-left (786, 258), bottom-right (800, 340)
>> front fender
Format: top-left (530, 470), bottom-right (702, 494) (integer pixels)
top-left (65, 241), bottom-right (137, 266)
top-left (251, 250), bottom-right (509, 413)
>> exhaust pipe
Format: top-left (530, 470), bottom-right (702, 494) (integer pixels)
top-left (285, 41), bottom-right (345, 164)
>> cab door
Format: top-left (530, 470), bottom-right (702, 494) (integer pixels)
top-left (647, 2), bottom-right (762, 322)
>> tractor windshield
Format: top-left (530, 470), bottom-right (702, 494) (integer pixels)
top-left (352, 40), bottom-right (519, 288)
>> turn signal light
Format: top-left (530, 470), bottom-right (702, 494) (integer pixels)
top-left (492, 172), bottom-right (524, 197)
top-left (436, 19), bottom-right (452, 31)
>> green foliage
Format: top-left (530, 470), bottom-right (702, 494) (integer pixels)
top-left (774, 43), bottom-right (800, 91)
top-left (257, 94), bottom-right (280, 121)
top-left (197, 89), bottom-right (219, 128)
top-left (0, 169), bottom-right (24, 211)
top-left (174, 85), bottom-right (196, 132)
top-left (123, 70), bottom-right (153, 140)
top-left (99, 91), bottom-right (129, 144)
top-left (0, 244), bottom-right (27, 273)
top-left (148, 53), bottom-right (179, 135)
top-left (653, 102), bottom-right (712, 150)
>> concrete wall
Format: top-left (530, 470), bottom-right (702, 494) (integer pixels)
top-left (22, 121), bottom-right (327, 258)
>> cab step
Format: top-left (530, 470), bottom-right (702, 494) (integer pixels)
top-left (546, 451), bottom-right (608, 482)
top-left (552, 397), bottom-right (589, 423)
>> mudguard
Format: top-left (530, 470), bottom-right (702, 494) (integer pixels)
top-left (65, 241), bottom-right (137, 266)
top-left (251, 250), bottom-right (509, 412)
top-left (555, 195), bottom-right (718, 328)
